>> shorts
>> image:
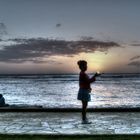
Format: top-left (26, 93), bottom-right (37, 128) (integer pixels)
top-left (77, 88), bottom-right (91, 102)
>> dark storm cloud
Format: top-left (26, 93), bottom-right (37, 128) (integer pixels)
top-left (0, 38), bottom-right (119, 63)
top-left (130, 55), bottom-right (140, 61)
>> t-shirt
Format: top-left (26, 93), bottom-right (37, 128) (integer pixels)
top-left (79, 71), bottom-right (96, 90)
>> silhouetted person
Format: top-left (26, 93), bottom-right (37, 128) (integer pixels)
top-left (77, 60), bottom-right (100, 124)
top-left (0, 94), bottom-right (9, 107)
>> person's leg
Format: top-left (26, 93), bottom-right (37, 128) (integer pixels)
top-left (82, 100), bottom-right (88, 121)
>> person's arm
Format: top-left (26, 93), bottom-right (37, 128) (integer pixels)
top-left (89, 75), bottom-right (96, 83)
top-left (81, 73), bottom-right (95, 83)
top-left (89, 72), bottom-right (101, 83)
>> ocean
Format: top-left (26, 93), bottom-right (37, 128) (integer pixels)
top-left (0, 73), bottom-right (139, 108)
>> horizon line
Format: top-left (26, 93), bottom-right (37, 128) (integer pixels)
top-left (0, 72), bottom-right (139, 75)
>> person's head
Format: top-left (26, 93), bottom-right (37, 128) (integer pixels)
top-left (77, 60), bottom-right (87, 72)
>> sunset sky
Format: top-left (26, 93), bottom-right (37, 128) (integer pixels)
top-left (0, 0), bottom-right (140, 74)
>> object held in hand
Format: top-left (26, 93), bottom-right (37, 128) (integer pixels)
top-left (97, 71), bottom-right (100, 74)
top-left (95, 71), bottom-right (101, 77)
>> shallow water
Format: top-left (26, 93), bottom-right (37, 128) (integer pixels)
top-left (0, 74), bottom-right (139, 108)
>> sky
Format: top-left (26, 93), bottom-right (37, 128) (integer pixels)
top-left (0, 0), bottom-right (140, 74)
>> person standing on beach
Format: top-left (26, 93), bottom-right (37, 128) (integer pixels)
top-left (0, 94), bottom-right (9, 107)
top-left (77, 60), bottom-right (100, 124)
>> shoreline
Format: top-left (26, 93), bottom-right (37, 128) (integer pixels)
top-left (0, 106), bottom-right (140, 112)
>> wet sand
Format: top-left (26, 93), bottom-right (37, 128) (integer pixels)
top-left (0, 112), bottom-right (139, 134)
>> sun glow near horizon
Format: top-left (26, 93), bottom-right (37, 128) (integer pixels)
top-left (78, 52), bottom-right (109, 73)
top-left (37, 49), bottom-right (128, 74)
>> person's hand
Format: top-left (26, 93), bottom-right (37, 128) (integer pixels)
top-left (94, 72), bottom-right (101, 77)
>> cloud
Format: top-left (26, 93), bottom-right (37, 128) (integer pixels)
top-left (80, 36), bottom-right (94, 41)
top-left (130, 55), bottom-right (140, 61)
top-left (131, 43), bottom-right (140, 47)
top-left (0, 38), bottom-right (120, 63)
top-left (128, 55), bottom-right (140, 68)
top-left (128, 61), bottom-right (140, 67)
top-left (56, 23), bottom-right (61, 28)
top-left (0, 23), bottom-right (7, 36)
